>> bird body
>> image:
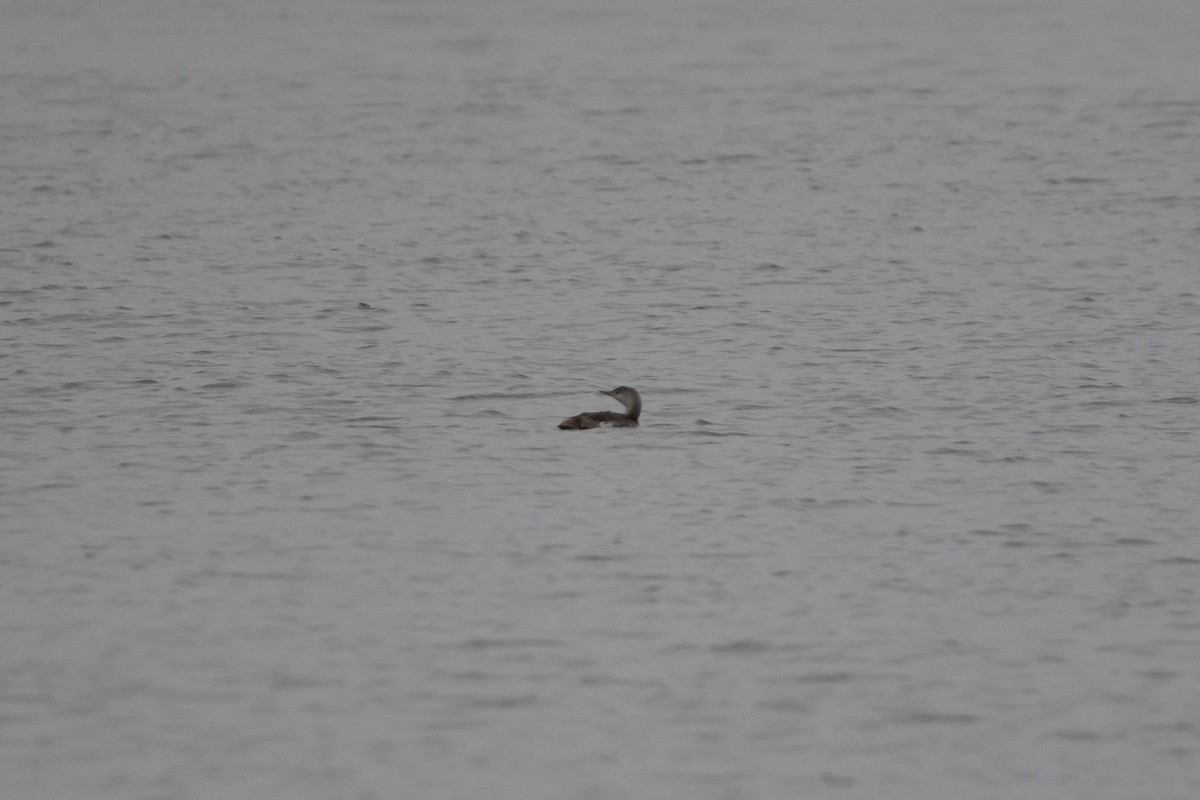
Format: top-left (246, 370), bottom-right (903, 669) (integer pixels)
top-left (558, 386), bottom-right (642, 430)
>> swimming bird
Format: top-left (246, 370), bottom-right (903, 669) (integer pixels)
top-left (557, 386), bottom-right (642, 429)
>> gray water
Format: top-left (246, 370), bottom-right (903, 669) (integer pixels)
top-left (3, 1), bottom-right (1199, 798)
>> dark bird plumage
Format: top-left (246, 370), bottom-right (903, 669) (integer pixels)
top-left (558, 386), bottom-right (642, 429)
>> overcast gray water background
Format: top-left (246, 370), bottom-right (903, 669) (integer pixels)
top-left (3, 1), bottom-right (1200, 798)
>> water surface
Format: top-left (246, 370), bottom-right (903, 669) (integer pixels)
top-left (2, 1), bottom-right (1199, 798)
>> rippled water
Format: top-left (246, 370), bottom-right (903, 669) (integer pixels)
top-left (3, 1), bottom-right (1199, 798)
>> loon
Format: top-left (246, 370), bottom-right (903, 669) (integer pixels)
top-left (558, 386), bottom-right (642, 429)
